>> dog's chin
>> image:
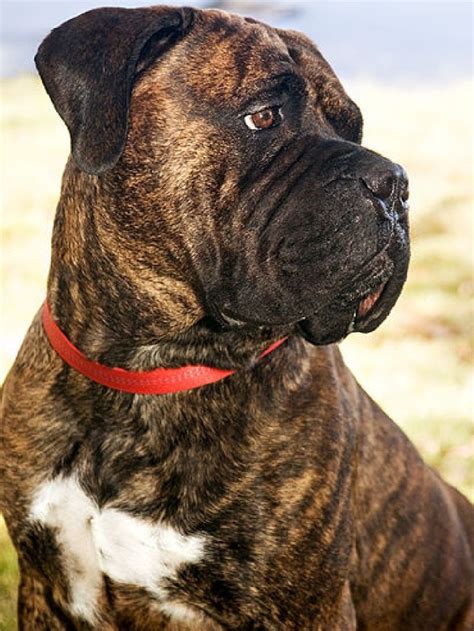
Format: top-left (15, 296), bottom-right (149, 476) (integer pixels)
top-left (299, 264), bottom-right (408, 345)
top-left (210, 244), bottom-right (409, 343)
top-left (298, 311), bottom-right (354, 346)
top-left (211, 275), bottom-right (403, 344)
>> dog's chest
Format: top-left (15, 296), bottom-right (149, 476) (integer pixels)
top-left (29, 475), bottom-right (206, 626)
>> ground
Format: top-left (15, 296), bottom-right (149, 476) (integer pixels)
top-left (0, 75), bottom-right (472, 630)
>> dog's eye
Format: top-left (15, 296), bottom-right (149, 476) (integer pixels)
top-left (244, 107), bottom-right (283, 131)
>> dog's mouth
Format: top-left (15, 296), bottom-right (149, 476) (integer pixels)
top-left (297, 237), bottom-right (410, 346)
top-left (213, 271), bottom-right (395, 338)
top-left (208, 223), bottom-right (410, 345)
top-left (355, 280), bottom-right (387, 323)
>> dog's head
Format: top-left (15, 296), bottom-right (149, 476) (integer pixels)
top-left (36, 6), bottom-right (410, 345)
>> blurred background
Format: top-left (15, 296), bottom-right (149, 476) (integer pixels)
top-left (0, 1), bottom-right (473, 629)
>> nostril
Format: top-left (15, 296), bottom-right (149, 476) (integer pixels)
top-left (397, 168), bottom-right (409, 203)
top-left (360, 172), bottom-right (396, 203)
top-left (360, 164), bottom-right (409, 206)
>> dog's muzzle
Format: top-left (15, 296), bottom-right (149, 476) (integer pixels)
top-left (204, 139), bottom-right (411, 344)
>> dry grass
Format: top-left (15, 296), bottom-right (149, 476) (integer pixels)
top-left (342, 80), bottom-right (473, 497)
top-left (0, 75), bottom-right (473, 630)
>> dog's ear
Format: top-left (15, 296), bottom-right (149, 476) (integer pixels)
top-left (35, 6), bottom-right (194, 175)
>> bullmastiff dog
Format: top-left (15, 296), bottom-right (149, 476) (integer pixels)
top-left (1, 5), bottom-right (473, 630)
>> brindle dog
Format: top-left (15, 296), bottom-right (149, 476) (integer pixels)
top-left (1, 5), bottom-right (473, 631)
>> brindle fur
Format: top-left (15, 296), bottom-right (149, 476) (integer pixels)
top-left (1, 6), bottom-right (473, 630)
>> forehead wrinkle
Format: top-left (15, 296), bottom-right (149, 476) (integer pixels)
top-left (181, 11), bottom-right (293, 103)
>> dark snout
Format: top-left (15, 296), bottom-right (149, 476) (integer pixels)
top-left (358, 157), bottom-right (409, 225)
top-left (296, 142), bottom-right (411, 344)
top-left (205, 138), bottom-right (410, 343)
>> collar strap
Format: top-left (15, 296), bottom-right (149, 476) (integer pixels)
top-left (42, 302), bottom-right (287, 395)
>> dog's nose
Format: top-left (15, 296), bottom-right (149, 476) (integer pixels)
top-left (360, 164), bottom-right (409, 218)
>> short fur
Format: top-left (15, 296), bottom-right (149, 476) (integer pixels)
top-left (1, 5), bottom-right (473, 630)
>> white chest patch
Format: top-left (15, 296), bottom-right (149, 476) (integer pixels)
top-left (29, 476), bottom-right (206, 625)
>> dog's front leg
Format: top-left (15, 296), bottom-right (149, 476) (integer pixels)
top-left (335, 580), bottom-right (357, 630)
top-left (17, 569), bottom-right (78, 631)
top-left (17, 565), bottom-right (120, 631)
top-left (318, 580), bottom-right (357, 631)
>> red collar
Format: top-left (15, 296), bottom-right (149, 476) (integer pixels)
top-left (42, 302), bottom-right (287, 395)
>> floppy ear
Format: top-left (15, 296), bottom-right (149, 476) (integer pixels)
top-left (35, 6), bottom-right (194, 175)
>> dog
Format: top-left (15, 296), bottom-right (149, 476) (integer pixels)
top-left (1, 5), bottom-right (473, 630)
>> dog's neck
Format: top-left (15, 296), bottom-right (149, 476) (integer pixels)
top-left (46, 165), bottom-right (293, 372)
top-left (43, 167), bottom-right (317, 518)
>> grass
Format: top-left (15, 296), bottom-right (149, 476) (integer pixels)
top-left (0, 518), bottom-right (17, 631)
top-left (341, 80), bottom-right (474, 498)
top-left (0, 75), bottom-right (473, 629)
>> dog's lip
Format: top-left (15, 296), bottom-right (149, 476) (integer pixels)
top-left (355, 281), bottom-right (388, 322)
top-left (344, 279), bottom-right (389, 336)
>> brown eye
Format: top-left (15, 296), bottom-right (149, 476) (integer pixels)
top-left (244, 106), bottom-right (283, 131)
